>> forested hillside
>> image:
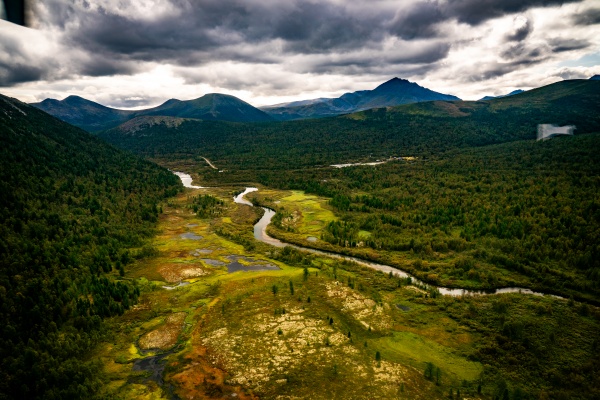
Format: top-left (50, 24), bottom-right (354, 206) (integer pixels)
top-left (0, 95), bottom-right (181, 399)
top-left (98, 80), bottom-right (600, 171)
top-left (253, 134), bottom-right (600, 303)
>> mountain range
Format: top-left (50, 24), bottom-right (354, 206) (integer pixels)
top-left (31, 78), bottom-right (460, 131)
top-left (31, 76), bottom-right (599, 132)
top-left (260, 77), bottom-right (461, 121)
top-left (97, 79), bottom-right (600, 172)
top-left (31, 93), bottom-right (273, 132)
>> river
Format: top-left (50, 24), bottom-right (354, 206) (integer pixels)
top-left (172, 171), bottom-right (206, 189)
top-left (232, 189), bottom-right (563, 299)
top-left (176, 172), bottom-right (564, 300)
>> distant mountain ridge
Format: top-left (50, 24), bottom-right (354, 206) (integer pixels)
top-left (31, 93), bottom-right (273, 132)
top-left (31, 95), bottom-right (130, 132)
top-left (137, 93), bottom-right (273, 122)
top-left (260, 78), bottom-right (461, 121)
top-left (478, 89), bottom-right (525, 101)
top-left (99, 79), bottom-right (600, 171)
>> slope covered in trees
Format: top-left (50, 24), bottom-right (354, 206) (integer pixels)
top-left (0, 95), bottom-right (181, 399)
top-left (98, 79), bottom-right (600, 171)
top-left (256, 134), bottom-right (600, 303)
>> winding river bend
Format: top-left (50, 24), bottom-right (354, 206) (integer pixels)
top-left (176, 172), bottom-right (563, 299)
top-left (234, 188), bottom-right (562, 298)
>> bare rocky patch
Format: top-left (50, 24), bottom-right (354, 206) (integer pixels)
top-left (139, 312), bottom-right (187, 350)
top-left (325, 281), bottom-right (392, 331)
top-left (158, 262), bottom-right (211, 282)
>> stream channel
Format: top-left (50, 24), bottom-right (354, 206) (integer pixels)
top-left (176, 172), bottom-right (564, 300)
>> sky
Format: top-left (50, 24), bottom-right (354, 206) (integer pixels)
top-left (1, 0), bottom-right (599, 109)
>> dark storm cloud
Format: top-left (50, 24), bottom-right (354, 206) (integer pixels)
top-left (65, 1), bottom-right (382, 59)
top-left (571, 8), bottom-right (600, 25)
top-left (272, 2), bottom-right (382, 52)
top-left (444, 0), bottom-right (579, 25)
top-left (37, 0), bottom-right (584, 78)
top-left (0, 35), bottom-right (59, 85)
top-left (388, 2), bottom-right (445, 40)
top-left (0, 62), bottom-right (44, 86)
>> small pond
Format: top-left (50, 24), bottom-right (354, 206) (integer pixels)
top-left (180, 232), bottom-right (203, 240)
top-left (226, 255), bottom-right (280, 273)
top-left (202, 259), bottom-right (226, 267)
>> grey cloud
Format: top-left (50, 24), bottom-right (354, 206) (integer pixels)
top-left (455, 54), bottom-right (550, 83)
top-left (388, 43), bottom-right (452, 64)
top-left (301, 41), bottom-right (450, 76)
top-left (500, 43), bottom-right (547, 60)
top-left (457, 61), bottom-right (526, 82)
top-left (102, 96), bottom-right (163, 109)
top-left (78, 57), bottom-right (142, 77)
top-left (308, 55), bottom-right (443, 77)
top-left (548, 38), bottom-right (590, 53)
top-left (278, 5), bottom-right (380, 53)
top-left (386, 0), bottom-right (575, 41)
top-left (192, 75), bottom-right (293, 93)
top-left (505, 18), bottom-right (532, 42)
top-left (53, 1), bottom-right (435, 81)
top-left (550, 68), bottom-right (592, 80)
top-left (572, 8), bottom-right (600, 25)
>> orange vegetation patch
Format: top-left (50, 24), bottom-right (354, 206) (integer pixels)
top-left (158, 262), bottom-right (211, 282)
top-left (139, 312), bottom-right (187, 350)
top-left (168, 325), bottom-right (258, 400)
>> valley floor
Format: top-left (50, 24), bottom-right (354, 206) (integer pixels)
top-left (94, 184), bottom-right (600, 399)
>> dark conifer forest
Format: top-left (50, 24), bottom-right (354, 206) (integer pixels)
top-left (0, 95), bottom-right (181, 399)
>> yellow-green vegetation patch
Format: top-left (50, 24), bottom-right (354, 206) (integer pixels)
top-left (358, 230), bottom-right (372, 239)
top-left (276, 190), bottom-right (337, 234)
top-left (372, 331), bottom-right (483, 383)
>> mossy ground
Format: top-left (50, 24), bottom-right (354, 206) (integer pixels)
top-left (94, 185), bottom-right (599, 399)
